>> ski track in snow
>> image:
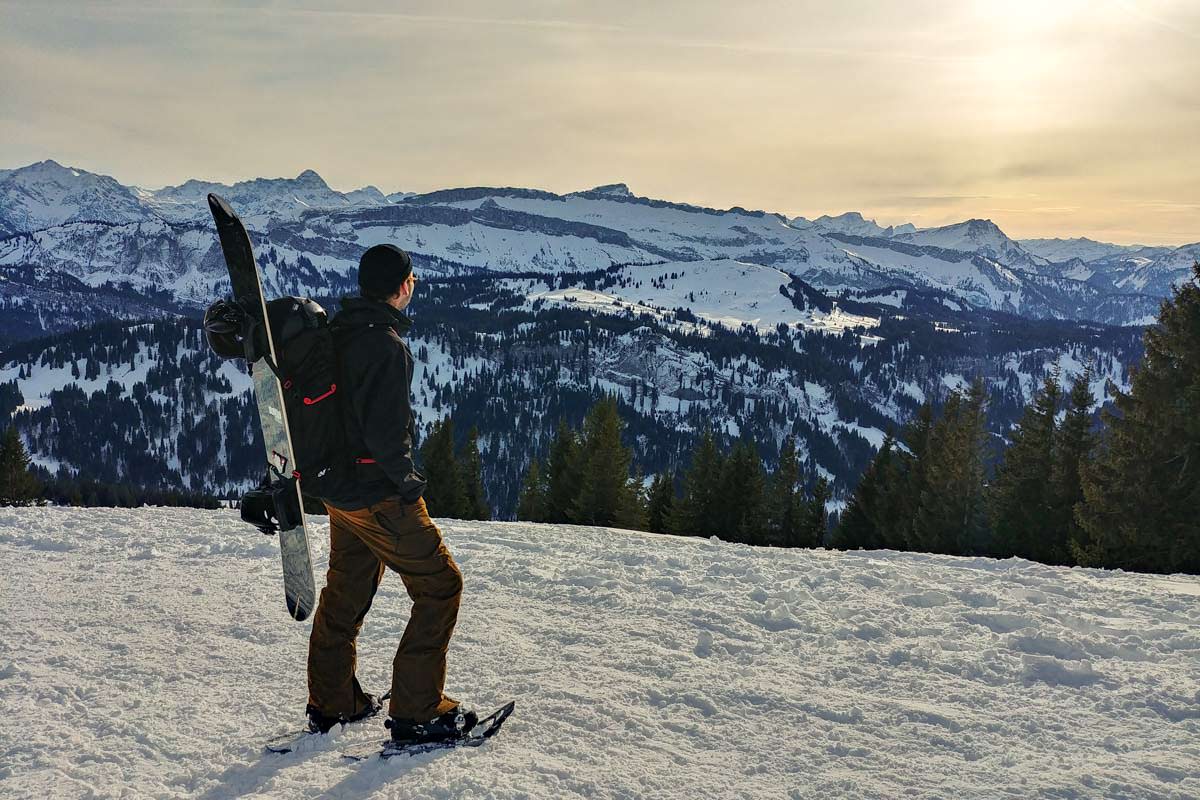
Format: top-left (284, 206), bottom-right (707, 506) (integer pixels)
top-left (1, 507), bottom-right (1199, 799)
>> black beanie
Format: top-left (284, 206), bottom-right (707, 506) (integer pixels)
top-left (358, 244), bottom-right (413, 300)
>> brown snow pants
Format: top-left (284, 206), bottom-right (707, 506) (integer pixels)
top-left (307, 495), bottom-right (463, 722)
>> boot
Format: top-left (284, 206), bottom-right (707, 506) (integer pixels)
top-left (385, 706), bottom-right (479, 744)
top-left (305, 692), bottom-right (384, 734)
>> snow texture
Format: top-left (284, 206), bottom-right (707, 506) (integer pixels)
top-left (2, 507), bottom-right (1198, 798)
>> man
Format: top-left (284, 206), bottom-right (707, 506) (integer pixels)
top-left (304, 243), bottom-right (476, 745)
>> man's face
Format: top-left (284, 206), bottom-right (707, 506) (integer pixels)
top-left (387, 272), bottom-right (417, 311)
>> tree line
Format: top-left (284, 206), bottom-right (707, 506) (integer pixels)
top-left (0, 425), bottom-right (221, 508)
top-left (836, 262), bottom-right (1200, 575)
top-left (514, 395), bottom-right (831, 547)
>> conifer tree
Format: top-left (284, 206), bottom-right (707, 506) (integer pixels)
top-left (768, 436), bottom-right (801, 546)
top-left (833, 434), bottom-right (894, 550)
top-left (1075, 263), bottom-right (1200, 573)
top-left (418, 416), bottom-right (466, 518)
top-left (646, 472), bottom-right (675, 533)
top-left (805, 476), bottom-right (831, 547)
top-left (1053, 369), bottom-right (1094, 562)
top-left (871, 438), bottom-right (910, 551)
top-left (572, 397), bottom-right (634, 527)
top-left (716, 439), bottom-right (767, 544)
top-left (669, 429), bottom-right (723, 537)
top-left (911, 379), bottom-right (990, 555)
top-left (991, 373), bottom-right (1061, 562)
top-left (897, 402), bottom-right (935, 550)
top-left (0, 427), bottom-right (40, 506)
top-left (516, 457), bottom-right (548, 522)
top-left (616, 466), bottom-right (649, 531)
top-left (545, 418), bottom-right (583, 524)
top-left (458, 426), bottom-right (491, 520)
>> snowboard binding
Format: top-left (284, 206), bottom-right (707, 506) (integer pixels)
top-left (240, 475), bottom-right (303, 536)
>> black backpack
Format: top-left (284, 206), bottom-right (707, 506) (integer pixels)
top-left (263, 297), bottom-right (352, 500)
top-left (205, 296), bottom-right (353, 503)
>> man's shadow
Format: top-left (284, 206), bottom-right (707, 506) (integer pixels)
top-left (194, 741), bottom-right (451, 799)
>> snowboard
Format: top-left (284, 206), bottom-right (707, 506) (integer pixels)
top-left (264, 692), bottom-right (391, 754)
top-left (340, 701), bottom-right (516, 762)
top-left (208, 193), bottom-right (317, 622)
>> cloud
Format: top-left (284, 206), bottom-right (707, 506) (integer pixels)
top-left (1, 0), bottom-right (1197, 244)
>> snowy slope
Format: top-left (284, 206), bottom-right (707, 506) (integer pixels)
top-left (2, 507), bottom-right (1198, 799)
top-left (511, 259), bottom-right (880, 336)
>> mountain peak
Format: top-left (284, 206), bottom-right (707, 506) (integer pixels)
top-left (818, 211), bottom-right (869, 224)
top-left (294, 169), bottom-right (328, 186)
top-left (812, 211), bottom-right (894, 238)
top-left (964, 218), bottom-right (1003, 235)
top-left (30, 159), bottom-right (67, 171)
top-left (588, 182), bottom-right (634, 198)
top-left (15, 159), bottom-right (82, 180)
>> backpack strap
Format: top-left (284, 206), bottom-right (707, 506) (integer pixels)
top-left (328, 323), bottom-right (405, 481)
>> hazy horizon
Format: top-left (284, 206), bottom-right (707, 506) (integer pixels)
top-left (2, 0), bottom-right (1198, 246)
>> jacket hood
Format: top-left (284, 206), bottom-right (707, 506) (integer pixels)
top-left (334, 297), bottom-right (413, 335)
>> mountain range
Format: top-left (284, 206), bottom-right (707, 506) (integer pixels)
top-left (1, 160), bottom-right (1195, 334)
top-left (0, 158), bottom-right (1189, 509)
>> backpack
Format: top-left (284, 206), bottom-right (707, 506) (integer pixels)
top-left (205, 296), bottom-right (353, 502)
top-left (263, 297), bottom-right (351, 501)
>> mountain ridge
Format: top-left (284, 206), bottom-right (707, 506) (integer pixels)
top-left (0, 159), bottom-right (1195, 341)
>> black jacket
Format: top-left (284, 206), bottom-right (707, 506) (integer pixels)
top-left (321, 297), bottom-right (427, 510)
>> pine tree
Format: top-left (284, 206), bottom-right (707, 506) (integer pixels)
top-left (516, 457), bottom-right (548, 522)
top-left (669, 429), bottom-right (723, 537)
top-left (833, 434), bottom-right (894, 550)
top-left (616, 467), bottom-right (649, 531)
top-left (418, 416), bottom-right (466, 518)
top-left (768, 435), bottom-right (801, 546)
top-left (805, 477), bottom-right (831, 547)
top-left (991, 373), bottom-right (1061, 562)
top-left (911, 379), bottom-right (990, 556)
top-left (572, 397), bottom-right (634, 527)
top-left (1075, 263), bottom-right (1200, 573)
top-left (545, 418), bottom-right (583, 524)
top-left (897, 402), bottom-right (935, 550)
top-left (458, 426), bottom-right (491, 520)
top-left (646, 472), bottom-right (675, 533)
top-left (715, 439), bottom-right (767, 545)
top-left (0, 427), bottom-right (40, 506)
top-left (1054, 369), bottom-right (1094, 563)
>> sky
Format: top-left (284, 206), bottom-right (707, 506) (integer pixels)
top-left (1, 0), bottom-right (1198, 245)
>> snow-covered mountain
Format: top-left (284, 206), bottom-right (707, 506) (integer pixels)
top-left (0, 160), bottom-right (153, 234)
top-left (1, 160), bottom-right (1194, 338)
top-left (0, 160), bottom-right (396, 237)
top-left (891, 219), bottom-right (1044, 271)
top-left (141, 168), bottom-right (391, 226)
top-left (802, 211), bottom-right (917, 238)
top-left (4, 506), bottom-right (1198, 798)
top-left (1018, 236), bottom-right (1143, 264)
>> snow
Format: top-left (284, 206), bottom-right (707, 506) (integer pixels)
top-left (1018, 237), bottom-right (1141, 264)
top-left (3, 506), bottom-right (1196, 798)
top-left (515, 260), bottom-right (880, 337)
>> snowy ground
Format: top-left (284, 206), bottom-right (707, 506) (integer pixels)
top-left (2, 507), bottom-right (1199, 799)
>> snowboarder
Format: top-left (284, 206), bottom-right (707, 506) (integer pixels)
top-left (304, 243), bottom-right (477, 745)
